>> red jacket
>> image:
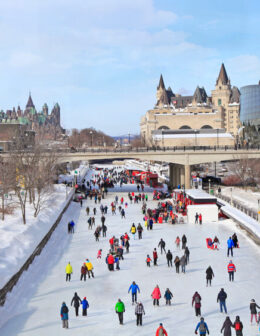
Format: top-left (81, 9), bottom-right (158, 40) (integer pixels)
top-left (107, 255), bottom-right (114, 264)
top-left (153, 251), bottom-right (158, 259)
top-left (156, 326), bottom-right (168, 336)
top-left (124, 234), bottom-right (129, 241)
top-left (228, 263), bottom-right (236, 272)
top-left (109, 237), bottom-right (114, 245)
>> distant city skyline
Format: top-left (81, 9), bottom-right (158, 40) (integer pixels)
top-left (0, 0), bottom-right (259, 135)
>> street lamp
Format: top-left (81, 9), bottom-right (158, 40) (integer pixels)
top-left (128, 133), bottom-right (130, 145)
top-left (217, 128), bottom-right (219, 148)
top-left (90, 131), bottom-right (93, 147)
top-left (230, 187), bottom-right (233, 206)
top-left (194, 129), bottom-right (198, 147)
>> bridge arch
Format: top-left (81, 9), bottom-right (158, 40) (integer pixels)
top-left (201, 125), bottom-right (213, 129)
top-left (158, 125), bottom-right (170, 130)
top-left (179, 125), bottom-right (192, 129)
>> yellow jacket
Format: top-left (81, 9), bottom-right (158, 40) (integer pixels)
top-left (85, 262), bottom-right (93, 271)
top-left (65, 263), bottom-right (73, 274)
top-left (131, 226), bottom-right (136, 233)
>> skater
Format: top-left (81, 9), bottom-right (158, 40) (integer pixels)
top-left (174, 255), bottom-right (180, 273)
top-left (71, 292), bottom-right (82, 317)
top-left (128, 281), bottom-right (140, 304)
top-left (94, 227), bottom-right (100, 241)
top-left (93, 207), bottom-right (96, 215)
top-left (158, 238), bottom-right (166, 254)
top-left (227, 237), bottom-right (234, 257)
top-left (85, 259), bottom-right (94, 278)
top-left (86, 206), bottom-right (90, 215)
top-left (195, 212), bottom-right (199, 224)
top-left (60, 302), bottom-right (69, 329)
top-left (192, 291), bottom-right (202, 316)
top-left (180, 254), bottom-right (186, 273)
top-left (80, 263), bottom-right (87, 281)
top-left (151, 285), bottom-right (161, 306)
top-left (221, 316), bottom-right (233, 336)
top-left (146, 255), bottom-right (151, 267)
top-left (175, 236), bottom-right (180, 249)
top-left (70, 220), bottom-right (75, 233)
top-left (101, 215), bottom-right (105, 226)
top-left (227, 260), bottom-right (236, 281)
top-left (135, 302), bottom-right (145, 326)
top-left (153, 248), bottom-right (158, 266)
top-left (199, 213), bottom-right (202, 224)
top-left (233, 316), bottom-right (243, 336)
top-left (80, 199), bottom-right (83, 207)
top-left (97, 249), bottom-right (102, 259)
top-left (125, 239), bottom-right (130, 253)
top-left (107, 254), bottom-right (114, 271)
top-left (250, 299), bottom-right (260, 323)
top-left (88, 217), bottom-right (92, 229)
top-left (232, 233), bottom-right (238, 248)
top-left (81, 297), bottom-right (89, 316)
top-left (182, 234), bottom-right (187, 249)
top-left (164, 288), bottom-right (173, 305)
top-left (102, 224), bottom-right (107, 237)
top-left (195, 317), bottom-right (209, 335)
top-left (217, 288), bottom-right (227, 313)
top-left (166, 250), bottom-right (173, 267)
top-left (184, 246), bottom-right (190, 264)
top-left (68, 221), bottom-right (71, 234)
top-left (130, 224), bottom-right (136, 240)
top-left (121, 208), bottom-right (125, 218)
top-left (155, 323), bottom-right (168, 336)
top-left (137, 223), bottom-right (143, 239)
top-left (206, 266), bottom-right (214, 286)
top-left (115, 299), bottom-right (125, 325)
top-left (65, 262), bottom-right (73, 281)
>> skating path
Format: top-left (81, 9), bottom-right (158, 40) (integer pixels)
top-left (0, 181), bottom-right (260, 335)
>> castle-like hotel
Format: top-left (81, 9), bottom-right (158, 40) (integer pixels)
top-left (140, 64), bottom-right (240, 147)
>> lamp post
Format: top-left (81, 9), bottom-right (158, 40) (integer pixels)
top-left (217, 128), bottom-right (219, 148)
top-left (230, 187), bottom-right (233, 206)
top-left (128, 133), bottom-right (130, 145)
top-left (90, 131), bottom-right (93, 147)
top-left (194, 129), bottom-right (198, 147)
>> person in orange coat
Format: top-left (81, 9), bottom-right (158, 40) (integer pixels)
top-left (227, 260), bottom-right (236, 281)
top-left (151, 285), bottom-right (161, 306)
top-left (155, 323), bottom-right (168, 336)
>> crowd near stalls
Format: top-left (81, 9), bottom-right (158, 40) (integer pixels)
top-left (59, 164), bottom-right (258, 336)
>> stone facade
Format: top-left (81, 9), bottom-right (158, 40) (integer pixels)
top-left (140, 64), bottom-right (240, 147)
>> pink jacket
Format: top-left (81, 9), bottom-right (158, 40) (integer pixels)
top-left (152, 287), bottom-right (161, 300)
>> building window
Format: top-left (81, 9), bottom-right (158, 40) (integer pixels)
top-left (218, 99), bottom-right (222, 106)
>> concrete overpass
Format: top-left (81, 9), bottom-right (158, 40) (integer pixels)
top-left (55, 148), bottom-right (260, 189)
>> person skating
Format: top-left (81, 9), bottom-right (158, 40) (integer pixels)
top-left (227, 260), bottom-right (236, 281)
top-left (71, 292), bottom-right (82, 317)
top-left (80, 263), bottom-right (87, 281)
top-left (175, 236), bottom-right (180, 249)
top-left (182, 234), bottom-right (187, 249)
top-left (158, 238), bottom-right (166, 254)
top-left (199, 213), bottom-right (202, 224)
top-left (206, 266), bottom-right (214, 286)
top-left (102, 224), bottom-right (107, 237)
top-left (87, 217), bottom-right (92, 229)
top-left (164, 288), bottom-right (173, 305)
top-left (65, 262), bottom-right (73, 281)
top-left (184, 246), bottom-right (190, 264)
top-left (227, 237), bottom-right (234, 257)
top-left (70, 220), bottom-right (75, 233)
top-left (60, 302), bottom-right (69, 329)
top-left (86, 206), bottom-right (90, 216)
top-left (180, 254), bottom-right (186, 273)
top-left (130, 224), bottom-right (136, 240)
top-left (135, 301), bottom-right (145, 326)
top-left (81, 297), bottom-right (89, 316)
top-left (146, 255), bottom-right (151, 267)
top-left (153, 248), bottom-right (158, 266)
top-left (195, 212), bottom-right (199, 224)
top-left (221, 316), bottom-right (233, 336)
top-left (137, 223), bottom-right (143, 239)
top-left (93, 207), bottom-right (96, 215)
top-left (115, 299), bottom-right (125, 325)
top-left (166, 250), bottom-right (173, 267)
top-left (155, 323), bottom-right (168, 336)
top-left (121, 208), bottom-right (125, 218)
top-left (195, 317), bottom-right (209, 335)
top-left (107, 254), bottom-right (114, 271)
top-left (192, 291), bottom-right (202, 316)
top-left (101, 215), bottom-right (105, 226)
top-left (174, 256), bottom-right (180, 273)
top-left (128, 281), bottom-right (140, 305)
top-left (125, 239), bottom-right (130, 253)
top-left (250, 299), bottom-right (260, 323)
top-left (151, 285), bottom-right (161, 306)
top-left (97, 249), bottom-right (102, 259)
top-left (85, 259), bottom-right (94, 278)
top-left (233, 316), bottom-right (243, 336)
top-left (217, 288), bottom-right (227, 313)
top-left (232, 233), bottom-right (238, 248)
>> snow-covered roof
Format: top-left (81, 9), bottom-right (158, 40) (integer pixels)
top-left (186, 189), bottom-right (217, 200)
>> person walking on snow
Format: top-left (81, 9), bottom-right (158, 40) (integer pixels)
top-left (217, 288), bottom-right (228, 313)
top-left (175, 236), bottom-right (180, 249)
top-left (221, 316), bottom-right (233, 336)
top-left (71, 292), bottom-right (82, 316)
top-left (128, 281), bottom-right (140, 305)
top-left (80, 263), bottom-right (87, 281)
top-left (192, 291), bottom-right (202, 316)
top-left (174, 256), bottom-right (180, 273)
top-left (65, 262), bottom-right (73, 281)
top-left (195, 317), bottom-right (209, 335)
top-left (182, 234), bottom-right (187, 249)
top-left (115, 299), bottom-right (125, 325)
top-left (184, 246), bottom-right (190, 264)
top-left (227, 260), bottom-right (236, 281)
top-left (164, 288), bottom-right (173, 305)
top-left (135, 302), bottom-right (145, 326)
top-left (233, 316), bottom-right (243, 336)
top-left (180, 255), bottom-right (186, 273)
top-left (153, 248), bottom-right (158, 266)
top-left (227, 237), bottom-right (235, 257)
top-left (155, 323), bottom-right (168, 336)
top-left (137, 223), bottom-right (143, 239)
top-left (85, 259), bottom-right (94, 278)
top-left (60, 302), bottom-right (69, 329)
top-left (206, 266), bottom-right (214, 286)
top-left (151, 285), bottom-right (161, 306)
top-left (97, 249), bottom-right (102, 259)
top-left (166, 250), bottom-right (173, 267)
top-left (199, 213), bottom-right (202, 224)
top-left (146, 255), bottom-right (151, 267)
top-left (130, 224), bottom-right (136, 240)
top-left (81, 297), bottom-right (89, 316)
top-left (195, 212), bottom-right (199, 224)
top-left (158, 238), bottom-right (166, 254)
top-left (250, 299), bottom-right (260, 323)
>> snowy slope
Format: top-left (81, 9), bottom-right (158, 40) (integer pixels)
top-left (0, 178), bottom-right (260, 335)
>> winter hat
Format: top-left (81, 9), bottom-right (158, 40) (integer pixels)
top-left (84, 297), bottom-right (86, 300)
top-left (160, 323), bottom-right (163, 326)
top-left (200, 317), bottom-right (204, 321)
top-left (251, 299), bottom-right (255, 302)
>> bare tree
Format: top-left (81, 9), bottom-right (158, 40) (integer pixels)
top-left (0, 158), bottom-right (16, 220)
top-left (231, 155), bottom-right (259, 188)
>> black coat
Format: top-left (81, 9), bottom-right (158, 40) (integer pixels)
top-left (217, 290), bottom-right (227, 302)
top-left (166, 252), bottom-right (173, 260)
top-left (250, 302), bottom-right (260, 314)
top-left (182, 235), bottom-right (187, 243)
top-left (71, 294), bottom-right (82, 307)
top-left (206, 267), bottom-right (214, 279)
top-left (221, 318), bottom-right (232, 336)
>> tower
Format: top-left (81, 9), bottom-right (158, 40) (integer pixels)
top-left (211, 63), bottom-right (231, 108)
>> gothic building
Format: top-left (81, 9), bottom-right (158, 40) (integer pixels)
top-left (0, 94), bottom-right (64, 140)
top-left (140, 64), bottom-right (240, 147)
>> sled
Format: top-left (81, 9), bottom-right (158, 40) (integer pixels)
top-left (206, 238), bottom-right (217, 250)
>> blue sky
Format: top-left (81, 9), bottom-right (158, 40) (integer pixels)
top-left (0, 0), bottom-right (259, 135)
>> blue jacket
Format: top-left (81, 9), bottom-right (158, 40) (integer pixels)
top-left (70, 221), bottom-right (75, 227)
top-left (164, 290), bottom-right (173, 300)
top-left (227, 238), bottom-right (234, 248)
top-left (195, 321), bottom-right (209, 335)
top-left (60, 304), bottom-right (69, 320)
top-left (128, 283), bottom-right (140, 294)
top-left (81, 299), bottom-right (89, 310)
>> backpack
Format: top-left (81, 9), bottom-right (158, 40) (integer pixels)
top-left (235, 322), bottom-right (241, 331)
top-left (62, 306), bottom-right (68, 314)
top-left (199, 322), bottom-right (206, 332)
top-left (195, 296), bottom-right (200, 304)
